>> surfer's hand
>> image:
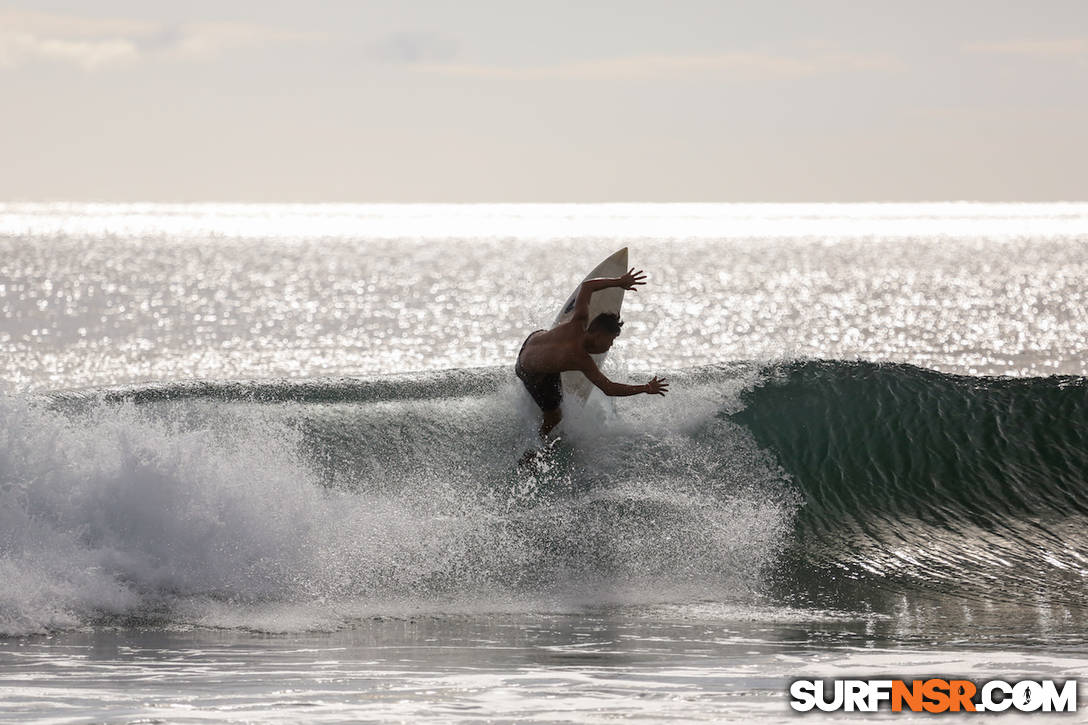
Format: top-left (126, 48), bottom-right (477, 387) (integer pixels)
top-left (645, 376), bottom-right (668, 396)
top-left (618, 268), bottom-right (647, 291)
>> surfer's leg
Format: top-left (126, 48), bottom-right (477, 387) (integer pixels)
top-left (518, 407), bottom-right (562, 467)
top-left (517, 365), bottom-right (563, 439)
top-left (540, 408), bottom-right (562, 438)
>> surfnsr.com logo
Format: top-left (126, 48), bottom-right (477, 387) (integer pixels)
top-left (789, 679), bottom-right (1077, 713)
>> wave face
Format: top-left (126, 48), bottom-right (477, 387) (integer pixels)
top-left (3, 360), bottom-right (1086, 635)
top-left (1, 366), bottom-right (795, 635)
top-left (732, 361), bottom-right (1088, 607)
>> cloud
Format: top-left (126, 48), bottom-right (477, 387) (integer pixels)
top-left (370, 31), bottom-right (458, 64)
top-left (967, 38), bottom-right (1088, 59)
top-left (0, 33), bottom-right (139, 70)
top-left (0, 9), bottom-right (317, 70)
top-left (406, 50), bottom-right (903, 81)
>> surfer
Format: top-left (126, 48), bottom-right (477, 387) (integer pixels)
top-left (516, 268), bottom-right (669, 438)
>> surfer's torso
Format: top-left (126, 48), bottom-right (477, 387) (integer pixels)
top-left (515, 322), bottom-right (594, 375)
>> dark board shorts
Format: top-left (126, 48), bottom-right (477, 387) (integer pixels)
top-left (515, 330), bottom-right (562, 412)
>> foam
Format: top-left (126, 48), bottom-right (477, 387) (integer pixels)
top-left (0, 370), bottom-right (796, 636)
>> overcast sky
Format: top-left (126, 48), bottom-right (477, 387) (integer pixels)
top-left (1, 1), bottom-right (1086, 202)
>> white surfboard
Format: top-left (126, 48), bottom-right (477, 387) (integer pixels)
top-left (551, 247), bottom-right (629, 402)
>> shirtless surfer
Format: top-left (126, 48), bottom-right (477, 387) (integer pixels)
top-left (516, 268), bottom-right (669, 439)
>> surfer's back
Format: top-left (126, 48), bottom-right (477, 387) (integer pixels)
top-left (516, 323), bottom-right (588, 375)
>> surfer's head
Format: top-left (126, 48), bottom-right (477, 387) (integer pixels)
top-left (585, 313), bottom-right (622, 353)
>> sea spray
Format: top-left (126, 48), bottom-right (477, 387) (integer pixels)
top-left (2, 367), bottom-right (797, 635)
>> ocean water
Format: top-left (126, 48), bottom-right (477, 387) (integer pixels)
top-left (1, 203), bottom-right (1087, 722)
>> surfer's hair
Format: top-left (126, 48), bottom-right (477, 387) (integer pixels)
top-left (588, 312), bottom-right (623, 336)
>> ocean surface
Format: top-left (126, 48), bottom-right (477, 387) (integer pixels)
top-left (2, 203), bottom-right (1087, 722)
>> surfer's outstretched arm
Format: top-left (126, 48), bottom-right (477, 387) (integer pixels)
top-left (571, 268), bottom-right (646, 323)
top-left (580, 358), bottom-right (668, 397)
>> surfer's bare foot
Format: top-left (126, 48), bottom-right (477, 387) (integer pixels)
top-left (518, 436), bottom-right (561, 468)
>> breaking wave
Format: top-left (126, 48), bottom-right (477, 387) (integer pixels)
top-left (4, 360), bottom-right (1086, 636)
